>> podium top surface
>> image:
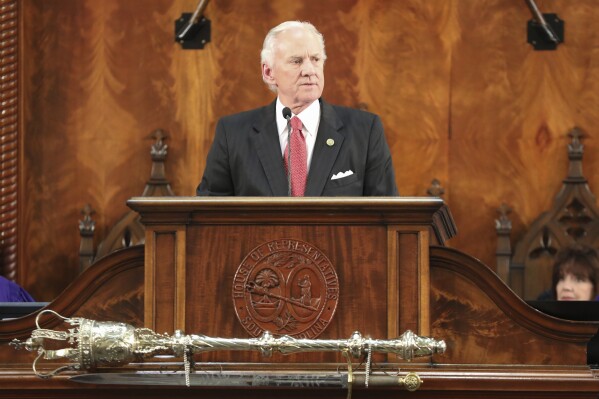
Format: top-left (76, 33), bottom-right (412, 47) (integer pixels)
top-left (127, 196), bottom-right (457, 244)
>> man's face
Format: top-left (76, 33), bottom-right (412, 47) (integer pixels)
top-left (262, 27), bottom-right (325, 113)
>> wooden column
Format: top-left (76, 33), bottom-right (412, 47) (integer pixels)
top-left (387, 226), bottom-right (430, 338)
top-left (143, 222), bottom-right (188, 332)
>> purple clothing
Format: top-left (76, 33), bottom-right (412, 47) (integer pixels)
top-left (0, 276), bottom-right (35, 302)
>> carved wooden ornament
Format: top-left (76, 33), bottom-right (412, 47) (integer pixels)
top-left (233, 239), bottom-right (339, 338)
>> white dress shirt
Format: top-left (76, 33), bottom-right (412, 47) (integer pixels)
top-left (276, 98), bottom-right (321, 172)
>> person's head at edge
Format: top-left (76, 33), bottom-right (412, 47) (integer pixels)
top-left (551, 244), bottom-right (599, 301)
top-left (261, 21), bottom-right (327, 115)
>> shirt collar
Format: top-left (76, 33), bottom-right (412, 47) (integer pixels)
top-left (276, 98), bottom-right (321, 137)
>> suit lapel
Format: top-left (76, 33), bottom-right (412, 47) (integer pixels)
top-left (252, 101), bottom-right (289, 196)
top-left (305, 100), bottom-right (344, 196)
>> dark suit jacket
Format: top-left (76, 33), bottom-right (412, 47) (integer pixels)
top-left (197, 99), bottom-right (398, 196)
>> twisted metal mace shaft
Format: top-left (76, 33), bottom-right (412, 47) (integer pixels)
top-left (11, 310), bottom-right (445, 377)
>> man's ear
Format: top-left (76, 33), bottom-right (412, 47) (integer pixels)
top-left (262, 63), bottom-right (276, 85)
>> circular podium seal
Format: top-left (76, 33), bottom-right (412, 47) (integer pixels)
top-left (233, 239), bottom-right (339, 338)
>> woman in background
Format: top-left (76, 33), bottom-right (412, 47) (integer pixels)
top-left (551, 245), bottom-right (599, 301)
top-left (0, 276), bottom-right (34, 302)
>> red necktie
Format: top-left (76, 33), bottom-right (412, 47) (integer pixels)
top-left (284, 116), bottom-right (307, 196)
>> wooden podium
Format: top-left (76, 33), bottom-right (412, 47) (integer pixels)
top-left (128, 197), bottom-right (456, 347)
top-left (0, 197), bottom-right (597, 398)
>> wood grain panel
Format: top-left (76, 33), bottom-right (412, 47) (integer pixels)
top-left (13, 0), bottom-right (599, 301)
top-left (185, 224), bottom-right (388, 363)
top-left (448, 0), bottom-right (599, 268)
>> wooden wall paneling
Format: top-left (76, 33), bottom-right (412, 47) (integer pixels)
top-left (21, 1), bottom-right (137, 299)
top-left (504, 1), bottom-right (599, 276)
top-left (167, 0), bottom-right (216, 196)
top-left (448, 0), bottom-right (599, 269)
top-left (23, 1), bottom-right (105, 299)
top-left (20, 0), bottom-right (193, 300)
top-left (447, 0), bottom-right (532, 269)
top-left (331, 1), bottom-right (453, 198)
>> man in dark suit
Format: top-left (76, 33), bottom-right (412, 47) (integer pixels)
top-left (197, 21), bottom-right (398, 196)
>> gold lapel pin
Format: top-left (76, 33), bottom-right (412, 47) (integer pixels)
top-left (326, 138), bottom-right (335, 147)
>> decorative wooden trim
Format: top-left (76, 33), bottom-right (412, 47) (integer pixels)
top-left (0, 0), bottom-right (19, 281)
top-left (386, 227), bottom-right (399, 338)
top-left (144, 229), bottom-right (156, 329)
top-left (387, 225), bottom-right (430, 339)
top-left (144, 225), bottom-right (186, 332)
top-left (426, 178), bottom-right (445, 198)
top-left (174, 227), bottom-right (186, 331)
top-left (418, 229), bottom-right (430, 336)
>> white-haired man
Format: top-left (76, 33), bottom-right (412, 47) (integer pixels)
top-left (197, 21), bottom-right (398, 196)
